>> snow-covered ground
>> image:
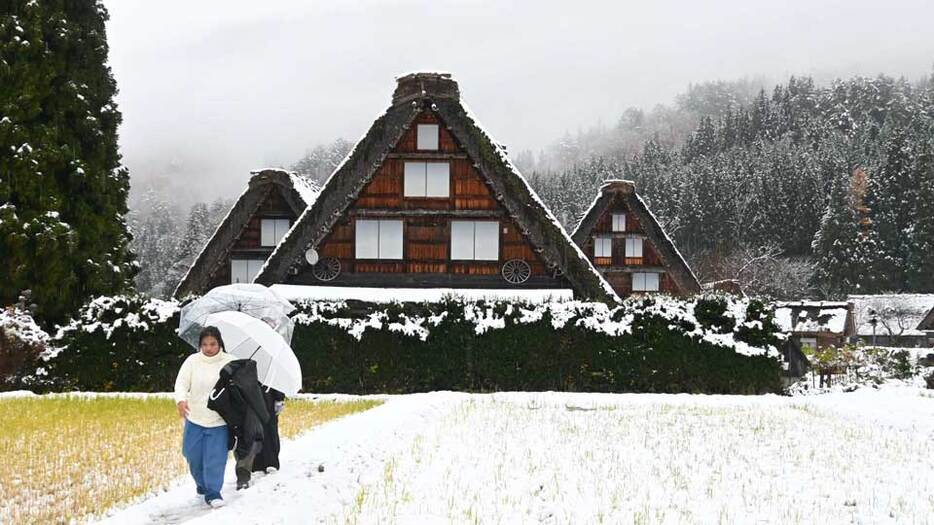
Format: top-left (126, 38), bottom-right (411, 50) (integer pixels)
top-left (97, 388), bottom-right (934, 525)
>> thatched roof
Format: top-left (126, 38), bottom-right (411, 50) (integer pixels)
top-left (172, 169), bottom-right (319, 299)
top-left (254, 73), bottom-right (617, 302)
top-left (571, 180), bottom-right (700, 294)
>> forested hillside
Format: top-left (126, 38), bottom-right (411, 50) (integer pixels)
top-left (527, 73), bottom-right (934, 298)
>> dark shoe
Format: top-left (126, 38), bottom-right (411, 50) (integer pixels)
top-left (236, 481), bottom-right (250, 490)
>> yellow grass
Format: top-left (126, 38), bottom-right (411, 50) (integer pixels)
top-left (0, 395), bottom-right (381, 525)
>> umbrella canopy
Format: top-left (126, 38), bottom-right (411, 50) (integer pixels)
top-left (203, 310), bottom-right (303, 395)
top-left (179, 283), bottom-right (296, 349)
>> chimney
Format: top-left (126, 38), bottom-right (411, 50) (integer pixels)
top-left (601, 179), bottom-right (636, 195)
top-left (392, 72), bottom-right (460, 106)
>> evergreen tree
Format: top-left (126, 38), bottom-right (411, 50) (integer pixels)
top-left (810, 173), bottom-right (868, 296)
top-left (164, 203), bottom-right (212, 296)
top-left (129, 189), bottom-right (179, 298)
top-left (906, 142), bottom-right (934, 291)
top-left (866, 126), bottom-right (917, 290)
top-left (0, 1), bottom-right (134, 324)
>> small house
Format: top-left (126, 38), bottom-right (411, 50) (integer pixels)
top-left (773, 301), bottom-right (856, 352)
top-left (570, 180), bottom-right (700, 297)
top-left (848, 294), bottom-right (934, 348)
top-left (173, 169), bottom-right (320, 298)
top-left (253, 73), bottom-right (617, 302)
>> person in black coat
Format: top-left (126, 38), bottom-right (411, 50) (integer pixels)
top-left (253, 388), bottom-right (285, 473)
top-left (207, 359), bottom-right (270, 490)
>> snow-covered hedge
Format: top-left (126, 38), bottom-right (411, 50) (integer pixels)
top-left (40, 293), bottom-right (785, 394)
top-left (0, 306), bottom-right (51, 390)
top-left (45, 295), bottom-right (187, 391)
top-left (293, 294), bottom-right (784, 394)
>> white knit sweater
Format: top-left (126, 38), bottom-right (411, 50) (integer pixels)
top-left (173, 351), bottom-right (237, 428)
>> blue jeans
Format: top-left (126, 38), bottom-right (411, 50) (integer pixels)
top-left (182, 420), bottom-right (229, 503)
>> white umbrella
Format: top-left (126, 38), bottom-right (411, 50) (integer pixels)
top-left (203, 310), bottom-right (303, 396)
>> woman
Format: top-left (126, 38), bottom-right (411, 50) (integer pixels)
top-left (174, 326), bottom-right (236, 508)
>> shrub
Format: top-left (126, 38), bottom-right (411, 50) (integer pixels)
top-left (45, 295), bottom-right (186, 391)
top-left (0, 306), bottom-right (50, 391)
top-left (43, 293), bottom-right (785, 395)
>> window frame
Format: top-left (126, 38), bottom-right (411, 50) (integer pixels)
top-left (450, 220), bottom-right (500, 261)
top-left (632, 272), bottom-right (660, 292)
top-left (403, 161), bottom-right (450, 198)
top-left (230, 258), bottom-right (266, 284)
top-left (625, 237), bottom-right (643, 258)
top-left (611, 213), bottom-right (626, 232)
top-left (260, 218), bottom-right (291, 247)
top-left (355, 219), bottom-right (404, 260)
top-left (416, 124), bottom-right (440, 151)
top-left (594, 236), bottom-right (613, 258)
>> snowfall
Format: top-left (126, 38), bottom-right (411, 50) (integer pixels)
top-left (93, 387), bottom-right (934, 525)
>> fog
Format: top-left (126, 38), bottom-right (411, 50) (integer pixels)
top-left (104, 0), bottom-right (934, 207)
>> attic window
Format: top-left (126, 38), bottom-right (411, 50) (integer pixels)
top-left (261, 218), bottom-right (291, 247)
top-left (404, 161), bottom-right (450, 197)
top-left (355, 219), bottom-right (403, 260)
top-left (625, 237), bottom-right (643, 258)
top-left (451, 221), bottom-right (499, 260)
top-left (632, 272), bottom-right (659, 292)
top-left (417, 124), bottom-right (439, 150)
top-left (594, 236), bottom-right (612, 258)
top-left (230, 259), bottom-right (265, 284)
top-left (612, 213), bottom-right (626, 232)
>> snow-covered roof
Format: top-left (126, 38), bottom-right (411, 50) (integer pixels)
top-left (173, 169), bottom-right (314, 298)
top-left (270, 285), bottom-right (574, 304)
top-left (287, 173), bottom-right (321, 206)
top-left (774, 301), bottom-right (852, 335)
top-left (254, 73), bottom-right (618, 303)
top-left (847, 294), bottom-right (934, 336)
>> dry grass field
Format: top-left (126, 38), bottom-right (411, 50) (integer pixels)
top-left (0, 395), bottom-right (381, 525)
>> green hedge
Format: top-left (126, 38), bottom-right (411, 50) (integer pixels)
top-left (291, 299), bottom-right (783, 395)
top-left (43, 294), bottom-right (784, 395)
top-left (43, 296), bottom-right (189, 392)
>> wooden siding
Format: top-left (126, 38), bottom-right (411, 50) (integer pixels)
top-left (582, 194), bottom-right (685, 296)
top-left (206, 186), bottom-right (300, 287)
top-left (291, 109), bottom-right (565, 288)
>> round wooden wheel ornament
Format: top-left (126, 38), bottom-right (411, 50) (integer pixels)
top-left (312, 257), bottom-right (341, 282)
top-left (501, 259), bottom-right (531, 284)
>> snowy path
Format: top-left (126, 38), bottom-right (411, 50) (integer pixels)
top-left (96, 392), bottom-right (465, 525)
top-left (96, 388), bottom-right (934, 525)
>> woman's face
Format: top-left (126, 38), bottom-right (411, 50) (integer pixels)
top-left (200, 336), bottom-right (221, 357)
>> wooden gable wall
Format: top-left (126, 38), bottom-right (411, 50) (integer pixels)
top-left (289, 111), bottom-right (568, 289)
top-left (579, 193), bottom-right (682, 296)
top-left (206, 186), bottom-right (300, 289)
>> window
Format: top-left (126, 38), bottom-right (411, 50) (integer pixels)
top-left (799, 337), bottom-right (817, 351)
top-left (404, 161), bottom-right (450, 197)
top-left (260, 218), bottom-right (291, 247)
top-left (625, 237), bottom-right (643, 258)
top-left (355, 219), bottom-right (403, 259)
top-left (417, 124), bottom-right (439, 150)
top-left (594, 236), bottom-right (612, 258)
top-left (231, 259), bottom-right (265, 284)
top-left (451, 221), bottom-right (499, 260)
top-left (612, 213), bottom-right (626, 232)
top-left (632, 272), bottom-right (660, 292)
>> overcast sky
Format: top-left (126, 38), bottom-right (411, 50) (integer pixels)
top-left (104, 0), bottom-right (934, 205)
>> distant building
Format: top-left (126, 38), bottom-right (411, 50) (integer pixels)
top-left (173, 169), bottom-right (320, 298)
top-left (252, 73), bottom-right (617, 302)
top-left (773, 301), bottom-right (856, 351)
top-left (570, 180), bottom-right (700, 298)
top-left (848, 294), bottom-right (934, 348)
